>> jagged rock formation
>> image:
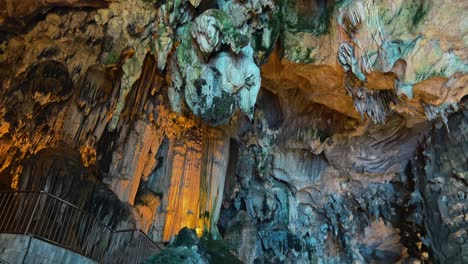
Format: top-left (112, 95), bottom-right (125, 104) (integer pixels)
top-left (0, 0), bottom-right (467, 263)
top-left (410, 107), bottom-right (468, 263)
top-left (144, 227), bottom-right (242, 264)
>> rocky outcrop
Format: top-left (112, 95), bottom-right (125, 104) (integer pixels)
top-left (217, 89), bottom-right (407, 262)
top-left (410, 104), bottom-right (468, 263)
top-left (158, 128), bottom-right (203, 241)
top-left (169, 22), bottom-right (261, 125)
top-left (145, 227), bottom-right (242, 264)
top-left (264, 0), bottom-right (467, 128)
top-left (324, 115), bottom-right (427, 174)
top-left (0, 0), bottom-right (108, 31)
top-left (18, 145), bottom-right (136, 229)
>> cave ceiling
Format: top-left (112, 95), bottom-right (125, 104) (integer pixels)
top-left (0, 0), bottom-right (467, 263)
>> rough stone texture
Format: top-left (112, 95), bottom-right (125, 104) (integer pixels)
top-left (410, 105), bottom-right (468, 264)
top-left (144, 227), bottom-right (242, 264)
top-left (0, 0), bottom-right (108, 31)
top-left (216, 86), bottom-right (466, 263)
top-left (159, 128), bottom-right (203, 241)
top-left (323, 115), bottom-right (427, 174)
top-left (0, 0), bottom-right (466, 263)
top-left (264, 0), bottom-right (467, 128)
top-left (17, 146), bottom-right (136, 229)
top-left (170, 22), bottom-right (261, 125)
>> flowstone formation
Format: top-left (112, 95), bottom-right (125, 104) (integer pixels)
top-left (0, 0), bottom-right (467, 263)
top-left (168, 3), bottom-right (269, 125)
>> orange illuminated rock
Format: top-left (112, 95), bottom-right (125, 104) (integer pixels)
top-left (262, 50), bottom-right (360, 120)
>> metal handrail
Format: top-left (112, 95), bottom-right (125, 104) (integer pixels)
top-left (0, 190), bottom-right (163, 263)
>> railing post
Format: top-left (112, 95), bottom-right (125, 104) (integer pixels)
top-left (24, 192), bottom-right (41, 235)
top-left (136, 231), bottom-right (142, 264)
top-left (0, 190), bottom-right (163, 263)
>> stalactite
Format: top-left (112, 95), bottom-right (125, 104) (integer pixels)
top-left (105, 53), bottom-right (164, 205)
top-left (61, 63), bottom-right (120, 148)
top-left (0, 1), bottom-right (467, 263)
top-left (343, 74), bottom-right (396, 124)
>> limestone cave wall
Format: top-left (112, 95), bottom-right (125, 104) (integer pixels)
top-left (0, 0), bottom-right (466, 263)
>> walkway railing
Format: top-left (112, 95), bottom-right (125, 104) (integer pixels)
top-left (0, 190), bottom-right (163, 263)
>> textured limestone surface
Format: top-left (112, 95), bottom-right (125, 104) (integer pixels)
top-left (0, 0), bottom-right (467, 263)
top-left (410, 109), bottom-right (468, 263)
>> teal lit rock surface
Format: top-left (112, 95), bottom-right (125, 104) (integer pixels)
top-left (0, 0), bottom-right (466, 263)
top-left (144, 228), bottom-right (242, 264)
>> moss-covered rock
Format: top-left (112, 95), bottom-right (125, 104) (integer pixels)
top-left (144, 228), bottom-right (242, 264)
top-left (144, 247), bottom-right (206, 264)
